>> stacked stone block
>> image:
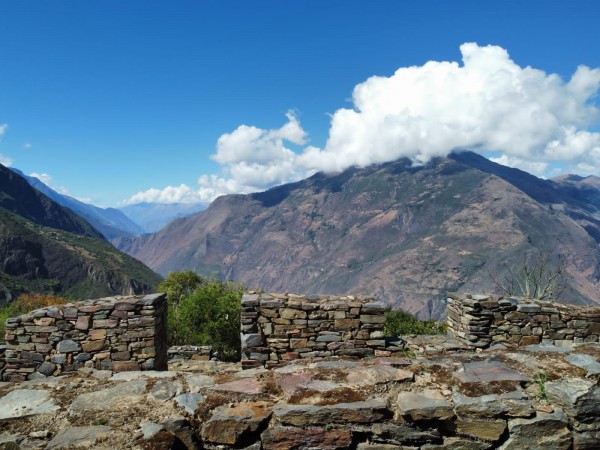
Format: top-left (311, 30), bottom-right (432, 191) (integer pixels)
top-left (447, 292), bottom-right (600, 348)
top-left (241, 292), bottom-right (404, 368)
top-left (1, 293), bottom-right (167, 381)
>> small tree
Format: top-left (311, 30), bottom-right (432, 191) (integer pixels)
top-left (491, 252), bottom-right (566, 300)
top-left (157, 271), bottom-right (243, 361)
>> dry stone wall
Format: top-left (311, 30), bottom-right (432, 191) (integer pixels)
top-left (241, 292), bottom-right (405, 368)
top-left (1, 293), bottom-right (167, 381)
top-left (447, 292), bottom-right (600, 348)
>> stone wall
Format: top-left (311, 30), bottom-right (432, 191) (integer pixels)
top-left (447, 292), bottom-right (600, 348)
top-left (241, 292), bottom-right (405, 368)
top-left (1, 293), bottom-right (167, 381)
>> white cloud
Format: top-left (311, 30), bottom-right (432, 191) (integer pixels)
top-left (29, 172), bottom-right (53, 185)
top-left (125, 43), bottom-right (600, 205)
top-left (29, 172), bottom-right (70, 194)
top-left (125, 112), bottom-right (314, 205)
top-left (0, 154), bottom-right (13, 167)
top-left (297, 43), bottom-right (600, 176)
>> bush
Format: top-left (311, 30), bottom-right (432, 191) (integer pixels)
top-left (0, 294), bottom-right (67, 338)
top-left (158, 272), bottom-right (243, 361)
top-left (384, 309), bottom-right (447, 336)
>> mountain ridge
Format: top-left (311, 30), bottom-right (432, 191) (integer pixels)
top-left (0, 165), bottom-right (161, 302)
top-left (117, 152), bottom-right (600, 318)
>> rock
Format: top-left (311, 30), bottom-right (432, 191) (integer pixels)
top-left (141, 422), bottom-right (166, 439)
top-left (174, 393), bottom-right (204, 414)
top-left (242, 333), bottom-right (265, 347)
top-left (273, 399), bottom-right (389, 426)
top-left (261, 426), bottom-right (352, 450)
top-left (455, 361), bottom-right (529, 384)
top-left (69, 380), bottom-right (147, 411)
top-left (452, 390), bottom-right (534, 418)
top-left (150, 379), bottom-right (183, 401)
top-left (111, 370), bottom-right (175, 381)
top-left (422, 437), bottom-right (491, 450)
top-left (498, 409), bottom-right (571, 450)
top-left (346, 365), bottom-right (413, 385)
top-left (46, 426), bottom-right (111, 449)
top-left (397, 389), bottom-right (454, 421)
top-left (201, 401), bottom-right (272, 445)
top-left (368, 423), bottom-right (441, 445)
top-left (573, 430), bottom-right (600, 450)
top-left (545, 378), bottom-right (600, 420)
top-left (37, 361), bottom-right (57, 376)
top-left (56, 339), bottom-right (81, 353)
top-left (210, 377), bottom-right (264, 394)
top-left (455, 418), bottom-right (507, 441)
top-left (184, 373), bottom-right (215, 391)
top-left (356, 444), bottom-right (406, 450)
top-left (565, 353), bottom-right (600, 378)
top-left (0, 389), bottom-right (58, 419)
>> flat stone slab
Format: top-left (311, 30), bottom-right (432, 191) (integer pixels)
top-left (149, 379), bottom-right (183, 401)
top-left (184, 373), bottom-right (215, 392)
top-left (453, 390), bottom-right (533, 418)
top-left (210, 377), bottom-right (264, 394)
top-left (69, 380), bottom-right (147, 411)
top-left (111, 370), bottom-right (176, 381)
top-left (46, 426), bottom-right (111, 449)
top-left (273, 399), bottom-right (389, 426)
top-left (0, 389), bottom-right (59, 420)
top-left (455, 361), bottom-right (529, 384)
top-left (565, 353), bottom-right (600, 377)
top-left (261, 426), bottom-right (352, 450)
top-left (522, 344), bottom-right (572, 353)
top-left (397, 389), bottom-right (454, 421)
top-left (347, 364), bottom-right (413, 385)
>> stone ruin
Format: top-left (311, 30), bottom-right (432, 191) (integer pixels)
top-left (1, 291), bottom-right (600, 449)
top-left (1, 293), bottom-right (167, 381)
top-left (240, 292), bottom-right (405, 369)
top-left (447, 292), bottom-right (600, 349)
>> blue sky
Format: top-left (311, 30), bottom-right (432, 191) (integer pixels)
top-left (1, 1), bottom-right (599, 207)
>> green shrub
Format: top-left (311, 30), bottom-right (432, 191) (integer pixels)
top-left (384, 309), bottom-right (447, 336)
top-left (158, 272), bottom-right (243, 361)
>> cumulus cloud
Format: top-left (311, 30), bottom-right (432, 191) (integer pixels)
top-left (297, 43), bottom-right (600, 175)
top-left (125, 112), bottom-right (314, 205)
top-left (126, 43), bottom-right (600, 205)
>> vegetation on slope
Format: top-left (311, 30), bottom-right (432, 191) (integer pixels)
top-left (0, 207), bottom-right (161, 303)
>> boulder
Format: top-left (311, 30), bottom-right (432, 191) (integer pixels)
top-left (46, 426), bottom-right (111, 449)
top-left (498, 408), bottom-right (571, 450)
top-left (201, 401), bottom-right (272, 445)
top-left (545, 378), bottom-right (600, 420)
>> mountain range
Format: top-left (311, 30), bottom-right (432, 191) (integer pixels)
top-left (0, 165), bottom-right (161, 303)
top-left (116, 151), bottom-right (600, 319)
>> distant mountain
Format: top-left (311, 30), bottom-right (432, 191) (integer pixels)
top-left (0, 165), bottom-right (161, 303)
top-left (118, 202), bottom-right (205, 233)
top-left (12, 169), bottom-right (144, 240)
top-left (117, 151), bottom-right (600, 319)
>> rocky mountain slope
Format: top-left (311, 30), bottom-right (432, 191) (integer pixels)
top-left (117, 152), bottom-right (600, 318)
top-left (118, 202), bottom-right (205, 234)
top-left (12, 169), bottom-right (145, 240)
top-left (0, 165), bottom-right (161, 302)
